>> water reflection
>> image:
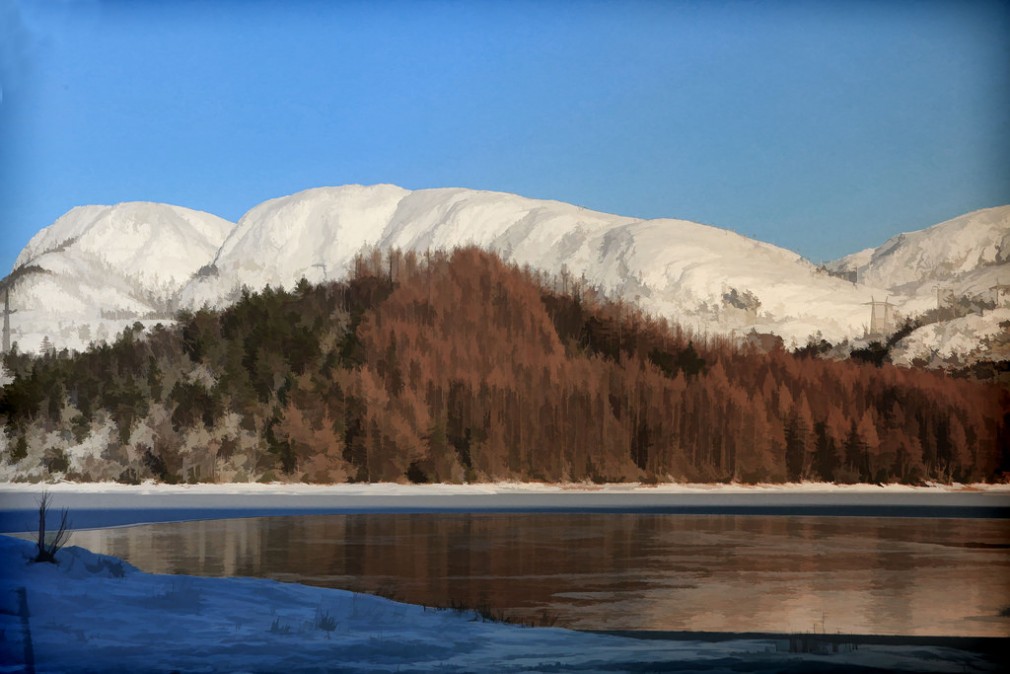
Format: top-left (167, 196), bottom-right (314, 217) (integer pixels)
top-left (71, 514), bottom-right (1010, 637)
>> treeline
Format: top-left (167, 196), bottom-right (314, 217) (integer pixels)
top-left (2, 247), bottom-right (1008, 485)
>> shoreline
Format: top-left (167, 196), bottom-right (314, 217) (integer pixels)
top-left (2, 481), bottom-right (1009, 532)
top-left (3, 478), bottom-right (1009, 496)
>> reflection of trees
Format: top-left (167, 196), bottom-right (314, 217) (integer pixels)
top-left (73, 513), bottom-right (1010, 636)
top-left (867, 519), bottom-right (913, 634)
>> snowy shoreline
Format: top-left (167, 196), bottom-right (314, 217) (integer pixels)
top-left (2, 481), bottom-right (1008, 532)
top-left (2, 480), bottom-right (1008, 506)
top-left (4, 479), bottom-right (1009, 496)
top-left (0, 535), bottom-right (1003, 673)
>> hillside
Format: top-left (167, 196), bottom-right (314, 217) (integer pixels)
top-left (830, 206), bottom-right (1010, 292)
top-left (2, 249), bottom-right (1006, 486)
top-left (828, 206), bottom-right (1010, 365)
top-left (180, 185), bottom-right (881, 344)
top-left (3, 202), bottom-right (234, 352)
top-left (4, 187), bottom-right (1008, 365)
top-left (5, 185), bottom-right (893, 356)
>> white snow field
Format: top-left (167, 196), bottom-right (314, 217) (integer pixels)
top-left (829, 205), bottom-right (1010, 363)
top-left (6, 184), bottom-right (1007, 358)
top-left (177, 184), bottom-right (884, 344)
top-left (829, 205), bottom-right (1010, 294)
top-left (6, 202), bottom-right (234, 354)
top-left (0, 535), bottom-right (999, 673)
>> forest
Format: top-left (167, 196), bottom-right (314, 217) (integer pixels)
top-left (2, 247), bottom-right (1008, 485)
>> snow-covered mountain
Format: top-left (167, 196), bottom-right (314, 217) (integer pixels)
top-left (3, 202), bottom-right (233, 352)
top-left (181, 184), bottom-right (883, 345)
top-left (4, 186), bottom-right (1008, 361)
top-left (827, 206), bottom-right (1010, 364)
top-left (830, 206), bottom-right (1010, 291)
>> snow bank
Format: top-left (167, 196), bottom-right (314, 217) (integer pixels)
top-left (3, 479), bottom-right (1008, 496)
top-left (0, 536), bottom-right (996, 672)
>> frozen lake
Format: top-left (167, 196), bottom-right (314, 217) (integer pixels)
top-left (70, 512), bottom-right (1010, 638)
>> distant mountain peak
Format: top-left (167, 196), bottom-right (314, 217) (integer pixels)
top-left (15, 201), bottom-right (234, 286)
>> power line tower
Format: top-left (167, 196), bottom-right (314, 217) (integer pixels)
top-left (931, 284), bottom-right (952, 310)
top-left (864, 296), bottom-right (897, 337)
top-left (990, 278), bottom-right (1010, 307)
top-left (2, 286), bottom-right (15, 355)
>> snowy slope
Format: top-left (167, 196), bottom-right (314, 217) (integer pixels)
top-left (0, 535), bottom-right (997, 672)
top-left (15, 202), bottom-right (234, 288)
top-left (181, 184), bottom-right (411, 306)
top-left (3, 202), bottom-right (233, 353)
top-left (6, 187), bottom-right (1008, 357)
top-left (891, 307), bottom-right (1010, 366)
top-left (182, 184), bottom-right (886, 344)
top-left (829, 206), bottom-right (1010, 363)
top-left (830, 206), bottom-right (1010, 292)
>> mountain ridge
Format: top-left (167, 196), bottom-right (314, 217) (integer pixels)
top-left (4, 185), bottom-right (1008, 362)
top-left (828, 205), bottom-right (1010, 292)
top-left (16, 202), bottom-right (234, 288)
top-left (179, 184), bottom-right (881, 346)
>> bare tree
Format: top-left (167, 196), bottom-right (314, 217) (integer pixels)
top-left (34, 492), bottom-right (71, 564)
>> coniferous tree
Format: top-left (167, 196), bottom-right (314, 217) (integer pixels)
top-left (0, 246), bottom-right (1005, 485)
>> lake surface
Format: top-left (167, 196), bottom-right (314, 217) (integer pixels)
top-left (70, 513), bottom-right (1010, 637)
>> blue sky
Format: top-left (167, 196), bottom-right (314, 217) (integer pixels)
top-left (1, 0), bottom-right (1008, 275)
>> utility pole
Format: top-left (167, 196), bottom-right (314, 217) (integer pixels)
top-left (2, 286), bottom-right (14, 355)
top-left (932, 285), bottom-right (942, 310)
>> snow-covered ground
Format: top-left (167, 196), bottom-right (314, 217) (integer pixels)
top-left (0, 535), bottom-right (999, 672)
top-left (892, 307), bottom-right (1010, 365)
top-left (6, 480), bottom-right (1010, 496)
top-left (2, 479), bottom-right (1008, 504)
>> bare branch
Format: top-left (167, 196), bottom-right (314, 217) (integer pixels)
top-left (47, 507), bottom-right (72, 558)
top-left (34, 491), bottom-right (72, 564)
